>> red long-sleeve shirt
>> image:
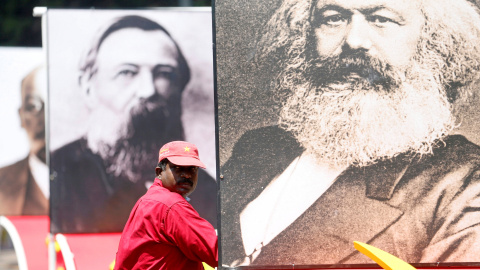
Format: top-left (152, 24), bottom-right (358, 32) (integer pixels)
top-left (114, 178), bottom-right (218, 269)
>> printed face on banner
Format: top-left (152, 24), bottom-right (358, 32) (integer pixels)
top-left (312, 0), bottom-right (424, 69)
top-left (86, 28), bottom-right (182, 146)
top-left (47, 9), bottom-right (216, 233)
top-left (216, 0), bottom-right (480, 267)
top-left (20, 66), bottom-right (47, 162)
top-left (0, 48), bottom-right (48, 216)
top-left (158, 162), bottom-right (199, 198)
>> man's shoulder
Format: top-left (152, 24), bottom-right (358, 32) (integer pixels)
top-left (0, 157), bottom-right (30, 194)
top-left (144, 185), bottom-right (188, 208)
top-left (431, 134), bottom-right (480, 165)
top-left (235, 125), bottom-right (300, 149)
top-left (50, 138), bottom-right (104, 172)
top-left (51, 138), bottom-right (90, 160)
top-left (0, 157), bottom-right (29, 179)
top-left (228, 125), bottom-right (303, 164)
top-left (386, 134), bottom-right (480, 180)
top-left (397, 134), bottom-right (480, 191)
top-left (221, 126), bottom-right (302, 211)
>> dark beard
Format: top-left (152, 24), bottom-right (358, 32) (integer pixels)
top-left (99, 94), bottom-right (184, 183)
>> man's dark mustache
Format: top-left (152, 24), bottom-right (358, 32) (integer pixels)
top-left (177, 179), bottom-right (193, 186)
top-left (306, 50), bottom-right (396, 89)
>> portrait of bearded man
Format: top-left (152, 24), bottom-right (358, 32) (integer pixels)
top-left (216, 0), bottom-right (480, 267)
top-left (49, 12), bottom-right (216, 233)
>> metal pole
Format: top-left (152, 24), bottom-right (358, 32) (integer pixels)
top-left (48, 233), bottom-right (56, 270)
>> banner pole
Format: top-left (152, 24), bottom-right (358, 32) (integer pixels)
top-left (48, 233), bottom-right (56, 270)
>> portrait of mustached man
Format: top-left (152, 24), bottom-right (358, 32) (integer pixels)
top-left (217, 0), bottom-right (480, 267)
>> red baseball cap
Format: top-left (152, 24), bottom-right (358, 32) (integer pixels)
top-left (158, 141), bottom-right (206, 169)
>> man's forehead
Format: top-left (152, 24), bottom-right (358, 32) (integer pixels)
top-left (315, 0), bottom-right (422, 13)
top-left (96, 28), bottom-right (179, 68)
top-left (22, 68), bottom-right (47, 101)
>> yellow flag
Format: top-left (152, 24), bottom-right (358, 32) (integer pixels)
top-left (354, 241), bottom-right (416, 270)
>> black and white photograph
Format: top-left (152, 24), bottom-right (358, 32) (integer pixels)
top-left (46, 8), bottom-right (216, 233)
top-left (216, 0), bottom-right (480, 268)
top-left (0, 47), bottom-right (47, 216)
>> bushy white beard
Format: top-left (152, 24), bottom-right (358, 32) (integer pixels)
top-left (279, 55), bottom-right (455, 169)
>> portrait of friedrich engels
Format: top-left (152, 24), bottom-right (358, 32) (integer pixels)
top-left (220, 0), bottom-right (480, 267)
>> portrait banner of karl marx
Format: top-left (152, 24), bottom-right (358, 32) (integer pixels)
top-left (45, 8), bottom-right (216, 233)
top-left (215, 0), bottom-right (480, 268)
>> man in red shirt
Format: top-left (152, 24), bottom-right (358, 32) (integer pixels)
top-left (114, 141), bottom-right (217, 269)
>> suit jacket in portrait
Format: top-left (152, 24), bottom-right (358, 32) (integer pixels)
top-left (220, 126), bottom-right (480, 266)
top-left (50, 138), bottom-right (217, 233)
top-left (0, 157), bottom-right (48, 216)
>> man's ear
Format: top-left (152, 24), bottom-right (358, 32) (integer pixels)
top-left (155, 167), bottom-right (162, 177)
top-left (79, 72), bottom-right (98, 109)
